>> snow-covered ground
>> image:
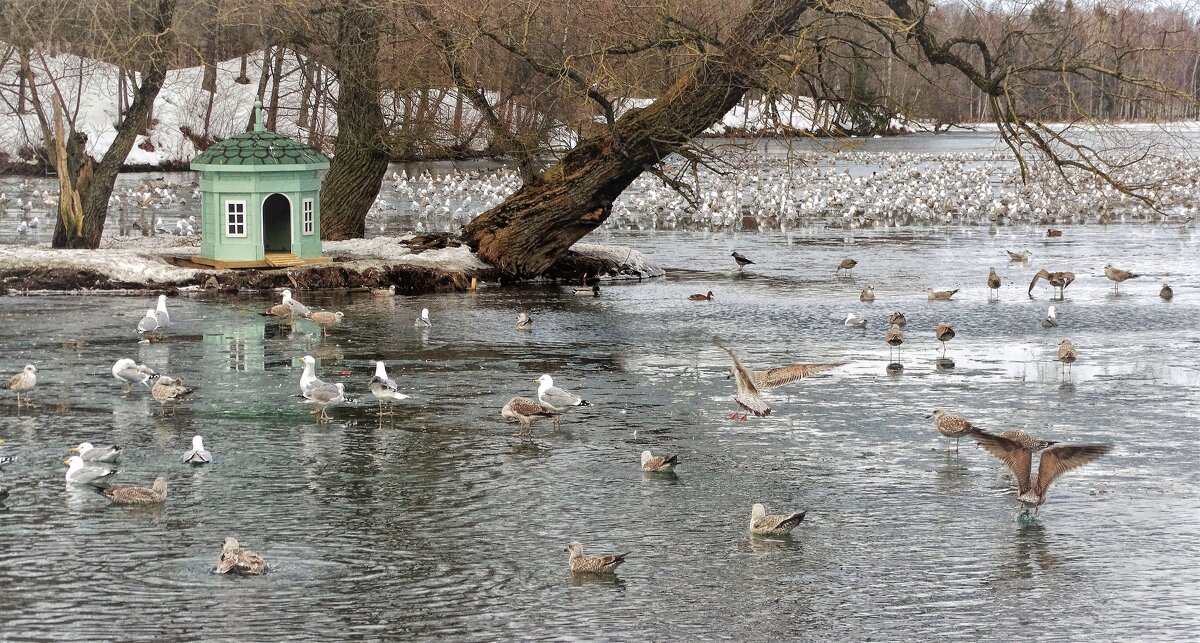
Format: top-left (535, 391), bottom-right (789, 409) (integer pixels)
top-left (0, 233), bottom-right (661, 289)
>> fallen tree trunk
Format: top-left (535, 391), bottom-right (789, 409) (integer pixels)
top-left (461, 0), bottom-right (814, 277)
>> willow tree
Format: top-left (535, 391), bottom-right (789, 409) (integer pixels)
top-left (4, 0), bottom-right (180, 248)
top-left (453, 0), bottom-right (1198, 276)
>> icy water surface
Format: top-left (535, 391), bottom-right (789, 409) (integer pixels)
top-left (1, 224), bottom-right (1198, 639)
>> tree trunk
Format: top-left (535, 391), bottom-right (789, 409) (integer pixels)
top-left (266, 47), bottom-right (284, 131)
top-left (52, 0), bottom-right (176, 248)
top-left (461, 0), bottom-right (813, 276)
top-left (318, 1), bottom-right (389, 240)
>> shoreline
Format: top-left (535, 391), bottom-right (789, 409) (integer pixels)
top-left (0, 235), bottom-right (663, 295)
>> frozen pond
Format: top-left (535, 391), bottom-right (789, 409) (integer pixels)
top-left (1, 223), bottom-right (1197, 638)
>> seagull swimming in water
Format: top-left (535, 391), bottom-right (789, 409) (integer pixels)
top-left (414, 308), bottom-right (431, 327)
top-left (1041, 306), bottom-right (1059, 328)
top-left (844, 313), bottom-right (867, 328)
top-left (181, 435), bottom-right (212, 464)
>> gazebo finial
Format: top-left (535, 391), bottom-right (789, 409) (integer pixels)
top-left (253, 99), bottom-right (265, 132)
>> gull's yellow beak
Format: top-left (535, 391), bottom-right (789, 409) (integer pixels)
top-left (530, 378), bottom-right (540, 383)
top-left (0, 438), bottom-right (5, 445)
top-left (63, 459), bottom-right (71, 466)
top-left (69, 446), bottom-right (79, 453)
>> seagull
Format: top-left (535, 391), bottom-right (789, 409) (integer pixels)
top-left (180, 435), bottom-right (212, 464)
top-left (566, 542), bottom-right (628, 574)
top-left (987, 267), bottom-right (1001, 300)
top-left (573, 284), bottom-right (600, 296)
top-left (515, 313), bottom-right (533, 330)
top-left (100, 477), bottom-right (167, 504)
top-left (281, 289), bottom-right (311, 316)
top-left (1041, 306), bottom-right (1059, 328)
top-left (935, 322), bottom-right (955, 358)
top-left (535, 374), bottom-right (589, 409)
top-left (1029, 269), bottom-right (1075, 299)
top-left (154, 294), bottom-right (170, 327)
top-left (152, 376), bottom-right (192, 412)
top-left (888, 311), bottom-right (906, 327)
top-left (302, 382), bottom-right (349, 423)
top-left (63, 455), bottom-right (117, 484)
top-left (749, 503), bottom-right (806, 536)
top-left (926, 409), bottom-right (975, 452)
top-left (885, 324), bottom-right (904, 362)
top-left (836, 257), bottom-right (857, 274)
top-left (719, 345), bottom-right (770, 420)
top-left (136, 309), bottom-right (159, 337)
top-left (71, 442), bottom-right (122, 463)
top-left (414, 307), bottom-right (431, 327)
top-left (1007, 249), bottom-right (1031, 262)
top-left (371, 284), bottom-right (397, 297)
top-left (844, 313), bottom-right (867, 329)
top-left (262, 302), bottom-right (294, 319)
top-left (731, 251), bottom-right (755, 269)
top-left (1104, 264), bottom-right (1139, 290)
top-left (969, 430), bottom-right (1111, 516)
top-left (640, 450), bottom-right (679, 472)
top-left (305, 311), bottom-right (344, 336)
top-left (501, 396), bottom-right (559, 427)
top-left (369, 361), bottom-right (409, 416)
top-left (1160, 284), bottom-right (1173, 300)
top-left (689, 290), bottom-right (715, 301)
top-left (860, 286), bottom-right (875, 302)
top-left (217, 537), bottom-right (266, 575)
top-left (3, 364), bottom-right (37, 408)
top-left (112, 358), bottom-right (157, 392)
top-left (297, 355), bottom-right (325, 395)
top-left (1056, 339), bottom-right (1077, 377)
top-left (925, 288), bottom-right (958, 301)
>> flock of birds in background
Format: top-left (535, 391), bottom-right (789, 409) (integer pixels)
top-left (1, 239), bottom-right (1172, 575)
top-left (3, 150), bottom-right (1199, 241)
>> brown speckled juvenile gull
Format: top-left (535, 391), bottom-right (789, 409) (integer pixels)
top-left (100, 477), bottom-right (167, 505)
top-left (925, 288), bottom-right (958, 301)
top-left (885, 323), bottom-right (904, 362)
top-left (371, 284), bottom-right (396, 297)
top-left (1104, 264), bottom-right (1139, 289)
top-left (997, 430), bottom-right (1058, 451)
top-left (501, 396), bottom-right (559, 426)
top-left (719, 345), bottom-right (771, 420)
top-left (305, 311), bottom-right (344, 336)
top-left (860, 286), bottom-right (875, 302)
top-left (987, 267), bottom-right (1001, 299)
top-left (836, 258), bottom-right (857, 274)
top-left (750, 503), bottom-right (806, 536)
top-left (935, 322), bottom-right (955, 358)
top-left (926, 409), bottom-right (975, 452)
top-left (969, 430), bottom-right (1111, 516)
top-left (1056, 339), bottom-right (1077, 376)
top-left (566, 542), bottom-right (628, 574)
top-left (1160, 284), bottom-right (1173, 300)
top-left (262, 303), bottom-right (294, 319)
top-left (640, 450), bottom-right (679, 472)
top-left (3, 364), bottom-right (37, 408)
top-left (1007, 249), bottom-right (1031, 262)
top-left (1029, 269), bottom-right (1075, 299)
top-left (889, 311), bottom-right (907, 327)
top-left (218, 537), bottom-right (266, 575)
top-left (152, 376), bottom-right (193, 412)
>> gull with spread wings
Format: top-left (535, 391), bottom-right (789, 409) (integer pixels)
top-left (719, 344), bottom-right (840, 420)
top-left (970, 429), bottom-right (1111, 517)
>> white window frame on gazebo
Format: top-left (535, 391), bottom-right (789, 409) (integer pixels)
top-left (302, 198), bottom-right (315, 235)
top-left (225, 200), bottom-right (247, 237)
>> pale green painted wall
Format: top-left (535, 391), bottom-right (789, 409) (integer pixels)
top-left (197, 168), bottom-right (325, 262)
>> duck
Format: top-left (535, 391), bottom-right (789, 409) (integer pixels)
top-left (100, 477), bottom-right (167, 504)
top-left (688, 290), bottom-right (715, 301)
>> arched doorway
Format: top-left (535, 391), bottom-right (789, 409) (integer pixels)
top-left (262, 193), bottom-right (291, 253)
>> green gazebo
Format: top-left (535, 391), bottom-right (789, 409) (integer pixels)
top-left (190, 100), bottom-right (331, 269)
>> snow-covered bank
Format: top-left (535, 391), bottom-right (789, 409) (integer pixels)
top-left (0, 235), bottom-right (662, 294)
